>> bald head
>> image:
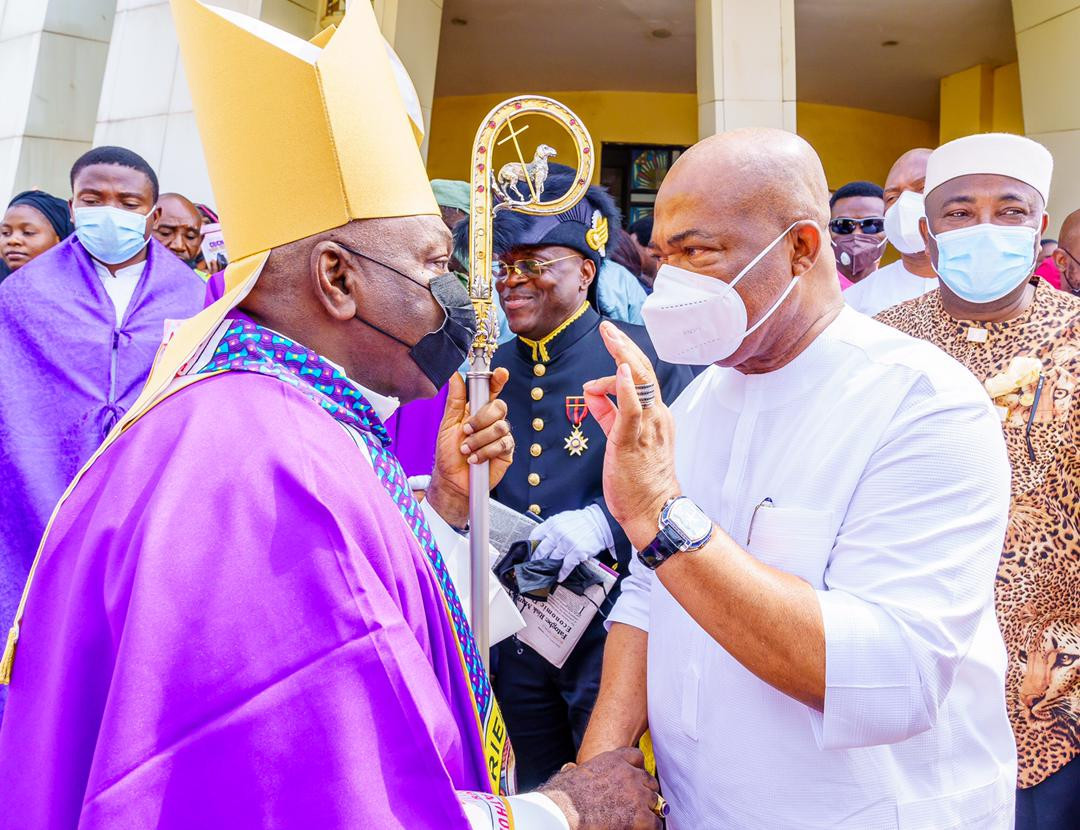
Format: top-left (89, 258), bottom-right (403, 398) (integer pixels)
top-left (665, 128), bottom-right (831, 230)
top-left (880, 148), bottom-right (937, 270)
top-left (883, 148), bottom-right (931, 209)
top-left (1058, 209), bottom-right (1080, 251)
top-left (153, 192), bottom-right (204, 263)
top-left (159, 191), bottom-right (197, 213)
top-left (1053, 208), bottom-right (1080, 294)
top-left (650, 128), bottom-right (842, 373)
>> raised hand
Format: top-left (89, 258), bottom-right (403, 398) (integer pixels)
top-left (582, 322), bottom-right (681, 550)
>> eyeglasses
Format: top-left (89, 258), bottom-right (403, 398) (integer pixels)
top-left (1058, 247), bottom-right (1080, 267)
top-left (829, 217), bottom-right (885, 235)
top-left (494, 253), bottom-right (583, 281)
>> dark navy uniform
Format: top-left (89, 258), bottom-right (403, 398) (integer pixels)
top-left (491, 302), bottom-right (692, 788)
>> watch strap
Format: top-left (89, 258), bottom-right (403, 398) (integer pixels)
top-left (636, 523), bottom-right (684, 570)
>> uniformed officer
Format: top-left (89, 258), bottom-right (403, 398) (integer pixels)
top-left (465, 168), bottom-right (693, 787)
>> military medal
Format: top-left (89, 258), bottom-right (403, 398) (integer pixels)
top-left (564, 396), bottom-right (589, 456)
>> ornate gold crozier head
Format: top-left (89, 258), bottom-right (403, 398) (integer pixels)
top-left (466, 97), bottom-right (595, 366)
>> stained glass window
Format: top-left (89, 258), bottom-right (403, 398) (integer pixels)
top-left (601, 143), bottom-right (687, 228)
top-left (632, 149), bottom-right (672, 190)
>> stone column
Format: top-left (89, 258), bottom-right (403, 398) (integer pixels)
top-left (93, 0), bottom-right (317, 208)
top-left (695, 0), bottom-right (796, 139)
top-left (373, 0), bottom-right (444, 160)
top-left (939, 64), bottom-right (995, 143)
top-left (0, 0), bottom-right (116, 204)
top-left (1013, 0), bottom-right (1080, 230)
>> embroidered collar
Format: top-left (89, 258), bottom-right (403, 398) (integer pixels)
top-left (517, 301), bottom-right (596, 363)
top-left (198, 317), bottom-right (393, 447)
top-left (194, 316), bottom-right (509, 793)
top-left (945, 276), bottom-right (1044, 341)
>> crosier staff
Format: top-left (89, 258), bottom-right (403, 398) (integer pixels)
top-left (465, 96), bottom-right (595, 669)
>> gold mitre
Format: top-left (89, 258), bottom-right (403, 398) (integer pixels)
top-left (0, 2), bottom-right (443, 688)
top-left (171, 0), bottom-right (437, 273)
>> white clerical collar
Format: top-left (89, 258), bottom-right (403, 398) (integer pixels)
top-left (355, 381), bottom-right (400, 422)
top-left (229, 318), bottom-right (402, 422)
top-left (318, 353), bottom-right (400, 422)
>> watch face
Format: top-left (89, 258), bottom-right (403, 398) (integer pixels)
top-left (668, 498), bottom-right (712, 543)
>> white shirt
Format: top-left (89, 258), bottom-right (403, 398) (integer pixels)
top-left (844, 259), bottom-right (938, 317)
top-left (609, 308), bottom-right (1016, 829)
top-left (93, 259), bottom-right (146, 324)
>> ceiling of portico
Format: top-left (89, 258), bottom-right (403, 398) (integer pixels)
top-left (434, 0), bottom-right (1018, 121)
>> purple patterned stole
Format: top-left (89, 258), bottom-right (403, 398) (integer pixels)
top-left (197, 318), bottom-right (512, 794)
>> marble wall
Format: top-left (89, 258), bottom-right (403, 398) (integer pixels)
top-left (0, 0), bottom-right (116, 204)
top-left (1013, 0), bottom-right (1080, 233)
top-left (695, 0), bottom-right (796, 138)
top-left (91, 0), bottom-right (318, 209)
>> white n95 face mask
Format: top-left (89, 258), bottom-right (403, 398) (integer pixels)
top-left (883, 190), bottom-right (926, 254)
top-left (641, 221), bottom-right (805, 365)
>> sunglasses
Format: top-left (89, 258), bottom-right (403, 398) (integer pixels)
top-left (829, 217), bottom-right (885, 235)
top-left (494, 253), bottom-right (583, 281)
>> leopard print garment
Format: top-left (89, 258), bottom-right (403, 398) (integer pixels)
top-left (877, 279), bottom-right (1080, 788)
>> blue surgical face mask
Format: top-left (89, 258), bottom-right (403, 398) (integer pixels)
top-left (928, 222), bottom-right (1038, 303)
top-left (73, 205), bottom-right (151, 265)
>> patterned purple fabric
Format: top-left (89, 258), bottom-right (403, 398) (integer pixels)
top-left (198, 320), bottom-right (495, 721)
top-left (0, 237), bottom-right (205, 720)
top-left (0, 366), bottom-right (498, 827)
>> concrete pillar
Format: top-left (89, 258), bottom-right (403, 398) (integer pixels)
top-left (0, 0), bottom-right (116, 204)
top-left (373, 0), bottom-right (444, 160)
top-left (695, 0), bottom-right (796, 139)
top-left (938, 62), bottom-right (1024, 144)
top-left (992, 63), bottom-right (1025, 133)
top-left (939, 64), bottom-right (994, 143)
top-left (1013, 0), bottom-right (1080, 230)
top-left (93, 0), bottom-right (317, 208)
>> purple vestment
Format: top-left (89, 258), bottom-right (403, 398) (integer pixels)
top-left (0, 237), bottom-right (206, 720)
top-left (384, 384), bottom-right (449, 477)
top-left (211, 265), bottom-right (449, 479)
top-left (0, 371), bottom-right (488, 827)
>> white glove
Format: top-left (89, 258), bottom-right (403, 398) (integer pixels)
top-left (528, 504), bottom-right (615, 582)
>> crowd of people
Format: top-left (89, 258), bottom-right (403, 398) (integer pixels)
top-left (0, 2), bottom-right (1077, 829)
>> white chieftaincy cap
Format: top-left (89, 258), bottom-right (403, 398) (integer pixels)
top-left (924, 133), bottom-right (1054, 204)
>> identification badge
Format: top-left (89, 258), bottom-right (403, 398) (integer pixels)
top-left (966, 327), bottom-right (988, 343)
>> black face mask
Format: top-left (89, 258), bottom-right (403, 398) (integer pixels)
top-left (337, 243), bottom-right (478, 389)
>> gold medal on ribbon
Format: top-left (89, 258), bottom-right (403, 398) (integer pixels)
top-left (564, 396), bottom-right (589, 456)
